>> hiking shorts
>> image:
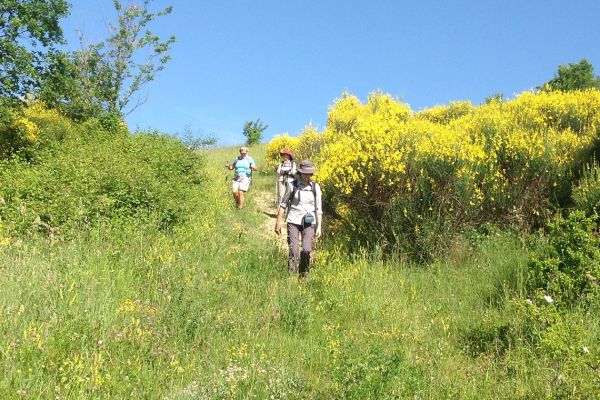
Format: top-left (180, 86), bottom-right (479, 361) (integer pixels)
top-left (232, 176), bottom-right (250, 192)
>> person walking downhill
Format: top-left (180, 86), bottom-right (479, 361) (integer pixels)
top-left (275, 149), bottom-right (296, 207)
top-left (226, 146), bottom-right (257, 209)
top-left (274, 160), bottom-right (322, 278)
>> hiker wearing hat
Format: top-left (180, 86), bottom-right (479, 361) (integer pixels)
top-left (226, 146), bottom-right (257, 209)
top-left (275, 160), bottom-right (322, 277)
top-left (275, 149), bottom-right (297, 206)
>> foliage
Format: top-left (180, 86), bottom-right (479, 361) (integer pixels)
top-left (0, 0), bottom-right (70, 99)
top-left (39, 0), bottom-right (176, 119)
top-left (37, 49), bottom-right (107, 120)
top-left (0, 102), bottom-right (75, 160)
top-left (265, 133), bottom-right (298, 172)
top-left (526, 211), bottom-right (600, 308)
top-left (267, 89), bottom-right (600, 259)
top-left (264, 123), bottom-right (323, 172)
top-left (415, 100), bottom-right (474, 124)
top-left (243, 118), bottom-right (268, 145)
top-left (294, 123), bottom-right (323, 163)
top-left (539, 59), bottom-right (600, 92)
top-left (0, 113), bottom-right (203, 237)
top-left (572, 160), bottom-right (600, 218)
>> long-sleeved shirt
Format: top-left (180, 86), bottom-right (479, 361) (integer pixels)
top-left (279, 180), bottom-right (322, 226)
top-left (276, 160), bottom-right (297, 183)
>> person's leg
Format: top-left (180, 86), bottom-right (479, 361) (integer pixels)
top-left (299, 225), bottom-right (315, 277)
top-left (287, 223), bottom-right (300, 275)
top-left (232, 181), bottom-right (241, 207)
top-left (238, 190), bottom-right (245, 208)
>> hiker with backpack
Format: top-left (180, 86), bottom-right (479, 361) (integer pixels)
top-left (274, 160), bottom-right (322, 277)
top-left (226, 146), bottom-right (257, 209)
top-left (275, 149), bottom-right (297, 206)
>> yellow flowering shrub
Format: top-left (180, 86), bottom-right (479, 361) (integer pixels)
top-left (265, 134), bottom-right (298, 172)
top-left (267, 89), bottom-right (600, 258)
top-left (295, 123), bottom-right (323, 162)
top-left (22, 102), bottom-right (74, 142)
top-left (264, 124), bottom-right (324, 172)
top-left (415, 100), bottom-right (474, 124)
top-left (0, 102), bottom-right (74, 160)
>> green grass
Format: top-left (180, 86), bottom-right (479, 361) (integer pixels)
top-left (1, 144), bottom-right (598, 399)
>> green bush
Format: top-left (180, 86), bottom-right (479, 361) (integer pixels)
top-left (517, 299), bottom-right (600, 399)
top-left (572, 160), bottom-right (600, 217)
top-left (527, 211), bottom-right (600, 308)
top-left (0, 124), bottom-right (204, 237)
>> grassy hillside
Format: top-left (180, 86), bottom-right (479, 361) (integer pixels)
top-left (1, 144), bottom-right (599, 399)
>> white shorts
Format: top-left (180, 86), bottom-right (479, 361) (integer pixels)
top-left (232, 176), bottom-right (250, 192)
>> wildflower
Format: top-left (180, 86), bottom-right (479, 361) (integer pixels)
top-left (543, 295), bottom-right (554, 303)
top-left (525, 299), bottom-right (533, 305)
top-left (583, 346), bottom-right (590, 354)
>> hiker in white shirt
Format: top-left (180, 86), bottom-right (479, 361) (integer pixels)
top-left (275, 160), bottom-right (322, 277)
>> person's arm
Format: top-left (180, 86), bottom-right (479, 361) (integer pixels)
top-left (250, 157), bottom-right (257, 171)
top-left (274, 206), bottom-right (286, 235)
top-left (226, 158), bottom-right (236, 171)
top-left (275, 183), bottom-right (292, 235)
top-left (315, 183), bottom-right (323, 238)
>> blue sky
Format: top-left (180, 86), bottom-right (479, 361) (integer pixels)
top-left (62, 0), bottom-right (600, 145)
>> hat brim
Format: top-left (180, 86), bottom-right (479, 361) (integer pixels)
top-left (297, 167), bottom-right (316, 174)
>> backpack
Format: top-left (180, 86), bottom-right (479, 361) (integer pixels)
top-left (280, 160), bottom-right (296, 174)
top-left (288, 179), bottom-right (317, 207)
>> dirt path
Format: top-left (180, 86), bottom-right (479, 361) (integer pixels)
top-left (252, 189), bottom-right (287, 253)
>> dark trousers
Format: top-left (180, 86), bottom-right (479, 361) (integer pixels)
top-left (287, 222), bottom-right (315, 276)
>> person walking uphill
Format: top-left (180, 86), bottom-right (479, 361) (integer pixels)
top-left (226, 146), bottom-right (257, 209)
top-left (275, 160), bottom-right (322, 277)
top-left (275, 149), bottom-right (296, 206)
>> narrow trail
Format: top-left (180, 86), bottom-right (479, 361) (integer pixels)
top-left (251, 188), bottom-right (288, 253)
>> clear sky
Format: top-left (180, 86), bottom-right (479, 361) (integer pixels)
top-left (62, 0), bottom-right (600, 145)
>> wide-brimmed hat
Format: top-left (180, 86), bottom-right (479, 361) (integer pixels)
top-left (279, 148), bottom-right (294, 159)
top-left (297, 160), bottom-right (316, 174)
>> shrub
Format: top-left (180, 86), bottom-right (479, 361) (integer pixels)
top-left (0, 123), bottom-right (204, 237)
top-left (517, 298), bottom-right (600, 398)
top-left (0, 102), bottom-right (76, 161)
top-left (313, 89), bottom-right (600, 259)
top-left (264, 124), bottom-right (324, 173)
top-left (264, 133), bottom-right (298, 172)
top-left (294, 123), bottom-right (323, 163)
top-left (572, 160), bottom-right (600, 217)
top-left (415, 100), bottom-right (474, 124)
top-left (527, 211), bottom-right (600, 308)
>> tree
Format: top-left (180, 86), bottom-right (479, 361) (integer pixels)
top-left (0, 0), bottom-right (70, 100)
top-left (539, 59), bottom-right (600, 92)
top-left (98, 0), bottom-right (175, 115)
top-left (40, 0), bottom-right (175, 119)
top-left (243, 119), bottom-right (268, 145)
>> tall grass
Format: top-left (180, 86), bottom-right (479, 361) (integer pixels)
top-left (1, 143), bottom-right (598, 399)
